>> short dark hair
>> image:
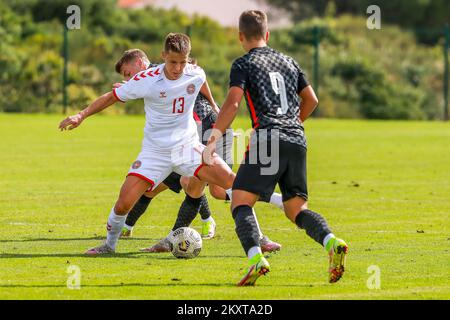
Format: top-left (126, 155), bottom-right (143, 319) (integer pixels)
top-left (239, 10), bottom-right (268, 40)
top-left (164, 33), bottom-right (191, 55)
top-left (115, 49), bottom-right (149, 74)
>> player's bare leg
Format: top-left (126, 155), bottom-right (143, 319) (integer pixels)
top-left (180, 175), bottom-right (206, 198)
top-left (130, 158), bottom-right (230, 247)
top-left (167, 176), bottom-right (207, 233)
top-left (86, 175), bottom-right (152, 255)
top-left (208, 182), bottom-right (281, 251)
top-left (121, 183), bottom-right (169, 238)
top-left (209, 184), bottom-right (227, 200)
top-left (123, 173), bottom-right (215, 241)
top-left (231, 190), bottom-right (270, 286)
top-left (141, 176), bottom-right (208, 252)
top-left (199, 158), bottom-right (282, 250)
top-left (284, 196), bottom-right (349, 283)
top-left (196, 156), bottom-right (235, 190)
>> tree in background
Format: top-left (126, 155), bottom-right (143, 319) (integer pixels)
top-left (264, 0), bottom-right (449, 44)
top-left (0, 1), bottom-right (445, 119)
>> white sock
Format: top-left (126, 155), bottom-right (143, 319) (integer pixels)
top-left (225, 188), bottom-right (232, 200)
top-left (269, 193), bottom-right (284, 210)
top-left (105, 208), bottom-right (127, 250)
top-left (201, 216), bottom-right (214, 223)
top-left (248, 246), bottom-right (262, 260)
top-left (123, 223), bottom-right (133, 231)
top-left (323, 233), bottom-right (336, 249)
top-left (252, 209), bottom-right (264, 239)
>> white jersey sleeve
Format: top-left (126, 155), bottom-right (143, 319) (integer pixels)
top-left (185, 64), bottom-right (207, 84)
top-left (113, 70), bottom-right (154, 102)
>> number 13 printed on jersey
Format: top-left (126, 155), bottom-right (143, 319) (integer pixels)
top-left (172, 97), bottom-right (185, 114)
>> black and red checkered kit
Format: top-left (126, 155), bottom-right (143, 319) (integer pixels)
top-left (229, 46), bottom-right (310, 148)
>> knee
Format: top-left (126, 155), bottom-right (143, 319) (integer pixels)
top-left (224, 172), bottom-right (235, 190)
top-left (180, 176), bottom-right (190, 191)
top-left (185, 178), bottom-right (205, 198)
top-left (292, 202), bottom-right (308, 214)
top-left (186, 185), bottom-right (204, 198)
top-left (114, 198), bottom-right (132, 215)
top-left (284, 199), bottom-right (308, 223)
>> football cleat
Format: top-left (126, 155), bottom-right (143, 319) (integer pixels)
top-left (85, 242), bottom-right (115, 255)
top-left (140, 237), bottom-right (171, 253)
top-left (120, 227), bottom-right (132, 238)
top-left (237, 254), bottom-right (270, 287)
top-left (328, 238), bottom-right (348, 283)
top-left (201, 217), bottom-right (216, 239)
top-left (260, 235), bottom-right (282, 253)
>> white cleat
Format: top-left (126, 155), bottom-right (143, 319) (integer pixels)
top-left (260, 235), bottom-right (282, 253)
top-left (85, 242), bottom-right (115, 255)
top-left (140, 237), bottom-right (171, 253)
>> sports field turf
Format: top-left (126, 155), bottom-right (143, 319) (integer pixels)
top-left (0, 113), bottom-right (449, 299)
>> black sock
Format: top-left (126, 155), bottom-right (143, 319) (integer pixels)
top-left (125, 195), bottom-right (152, 227)
top-left (198, 194), bottom-right (211, 220)
top-left (225, 193), bottom-right (230, 201)
top-left (295, 209), bottom-right (332, 246)
top-left (232, 205), bottom-right (260, 255)
top-left (172, 194), bottom-right (202, 231)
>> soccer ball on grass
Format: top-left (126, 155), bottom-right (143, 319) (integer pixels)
top-left (169, 227), bottom-right (202, 259)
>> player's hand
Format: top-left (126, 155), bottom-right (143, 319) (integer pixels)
top-left (58, 113), bottom-right (84, 131)
top-left (112, 81), bottom-right (125, 89)
top-left (203, 128), bottom-right (223, 165)
top-left (211, 103), bottom-right (221, 115)
top-left (203, 138), bottom-right (217, 166)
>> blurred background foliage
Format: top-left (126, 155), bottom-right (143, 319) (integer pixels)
top-left (0, 0), bottom-right (447, 119)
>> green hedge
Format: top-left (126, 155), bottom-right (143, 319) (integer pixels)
top-left (0, 2), bottom-right (445, 120)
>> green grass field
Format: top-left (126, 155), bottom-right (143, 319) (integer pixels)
top-left (0, 113), bottom-right (449, 300)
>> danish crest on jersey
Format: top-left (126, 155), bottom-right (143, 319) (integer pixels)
top-left (132, 160), bottom-right (142, 169)
top-left (187, 84), bottom-right (196, 95)
top-left (159, 91), bottom-right (167, 98)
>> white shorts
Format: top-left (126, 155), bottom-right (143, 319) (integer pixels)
top-left (127, 143), bottom-right (206, 191)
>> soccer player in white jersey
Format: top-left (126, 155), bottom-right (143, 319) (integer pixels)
top-left (113, 49), bottom-right (282, 252)
top-left (59, 33), bottom-right (238, 254)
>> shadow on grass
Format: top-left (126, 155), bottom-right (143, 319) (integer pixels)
top-left (147, 255), bottom-right (244, 259)
top-left (0, 282), bottom-right (319, 288)
top-left (0, 253), bottom-right (242, 259)
top-left (0, 237), bottom-right (158, 243)
top-left (0, 253), bottom-right (145, 259)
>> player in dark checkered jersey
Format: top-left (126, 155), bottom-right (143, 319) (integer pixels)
top-left (114, 50), bottom-right (283, 253)
top-left (205, 11), bottom-right (348, 286)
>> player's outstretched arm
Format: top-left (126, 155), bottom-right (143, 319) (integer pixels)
top-left (299, 85), bottom-right (319, 123)
top-left (208, 87), bottom-right (243, 141)
top-left (58, 91), bottom-right (119, 131)
top-left (204, 87), bottom-right (243, 165)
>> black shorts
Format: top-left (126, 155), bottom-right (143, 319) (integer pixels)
top-left (201, 112), bottom-right (233, 169)
top-left (233, 140), bottom-right (308, 202)
top-left (162, 172), bottom-right (182, 193)
top-left (258, 192), bottom-right (273, 203)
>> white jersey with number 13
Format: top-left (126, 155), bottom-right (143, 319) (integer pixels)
top-left (113, 63), bottom-right (206, 151)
